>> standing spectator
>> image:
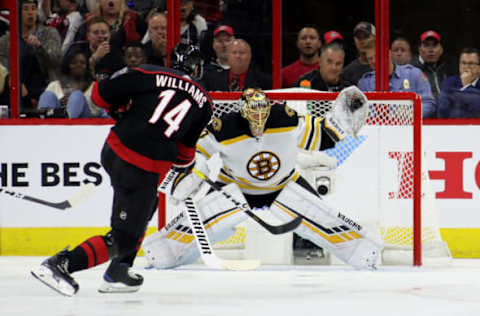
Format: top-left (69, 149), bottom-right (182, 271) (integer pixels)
top-left (75, 0), bottom-right (147, 51)
top-left (341, 21), bottom-right (375, 85)
top-left (411, 30), bottom-right (451, 102)
top-left (202, 39), bottom-right (271, 91)
top-left (296, 43), bottom-right (348, 92)
top-left (37, 49), bottom-right (105, 118)
top-left (391, 36), bottom-right (412, 66)
top-left (144, 12), bottom-right (167, 66)
top-left (438, 47), bottom-right (480, 118)
top-left (180, 0), bottom-right (207, 46)
top-left (281, 26), bottom-right (322, 88)
top-left (43, 0), bottom-right (84, 53)
top-left (358, 39), bottom-right (436, 118)
top-left (0, 0), bottom-right (62, 113)
top-left (67, 16), bottom-right (126, 81)
top-left (206, 24), bottom-right (235, 72)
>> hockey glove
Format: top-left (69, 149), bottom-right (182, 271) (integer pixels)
top-left (323, 86), bottom-right (368, 141)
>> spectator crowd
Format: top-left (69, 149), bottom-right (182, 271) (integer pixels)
top-left (0, 0), bottom-right (478, 118)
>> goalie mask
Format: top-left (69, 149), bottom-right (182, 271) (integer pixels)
top-left (240, 88), bottom-right (271, 137)
top-left (170, 43), bottom-right (204, 80)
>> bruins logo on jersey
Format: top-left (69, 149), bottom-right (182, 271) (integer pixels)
top-left (212, 117), bottom-right (222, 131)
top-left (285, 105), bottom-right (295, 117)
top-left (247, 151), bottom-right (281, 180)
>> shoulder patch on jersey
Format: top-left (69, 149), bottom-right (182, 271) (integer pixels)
top-left (212, 117), bottom-right (222, 132)
top-left (264, 104), bottom-right (299, 129)
top-left (285, 105), bottom-right (296, 117)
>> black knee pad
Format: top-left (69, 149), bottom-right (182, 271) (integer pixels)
top-left (104, 229), bottom-right (139, 259)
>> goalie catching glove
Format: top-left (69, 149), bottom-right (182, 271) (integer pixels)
top-left (158, 154), bottom-right (210, 202)
top-left (323, 85), bottom-right (368, 141)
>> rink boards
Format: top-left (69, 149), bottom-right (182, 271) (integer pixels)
top-left (0, 123), bottom-right (480, 257)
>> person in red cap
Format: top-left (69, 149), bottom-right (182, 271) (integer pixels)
top-left (281, 26), bottom-right (322, 88)
top-left (323, 30), bottom-right (343, 45)
top-left (208, 25), bottom-right (235, 71)
top-left (411, 30), bottom-right (453, 102)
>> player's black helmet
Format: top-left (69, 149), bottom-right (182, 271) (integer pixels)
top-left (170, 43), bottom-right (204, 80)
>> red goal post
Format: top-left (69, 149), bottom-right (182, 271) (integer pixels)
top-left (158, 90), bottom-right (424, 266)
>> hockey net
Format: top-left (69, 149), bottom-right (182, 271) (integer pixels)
top-left (159, 89), bottom-right (451, 266)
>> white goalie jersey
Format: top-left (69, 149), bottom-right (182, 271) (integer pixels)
top-left (196, 103), bottom-right (337, 195)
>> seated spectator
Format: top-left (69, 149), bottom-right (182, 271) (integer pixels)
top-left (123, 41), bottom-right (147, 69)
top-left (205, 25), bottom-right (235, 72)
top-left (391, 36), bottom-right (412, 65)
top-left (74, 0), bottom-right (147, 51)
top-left (180, 0), bottom-right (207, 46)
top-left (202, 39), bottom-right (271, 91)
top-left (42, 0), bottom-right (84, 53)
top-left (438, 47), bottom-right (480, 118)
top-left (0, 0), bottom-right (62, 113)
top-left (144, 12), bottom-right (167, 66)
top-left (67, 16), bottom-right (126, 81)
top-left (37, 49), bottom-right (108, 118)
top-left (358, 39), bottom-right (436, 118)
top-left (411, 30), bottom-right (452, 102)
top-left (296, 43), bottom-right (348, 92)
top-left (109, 41), bottom-right (148, 78)
top-left (341, 21), bottom-right (375, 85)
top-left (281, 26), bottom-right (322, 88)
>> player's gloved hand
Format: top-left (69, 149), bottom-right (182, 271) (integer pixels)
top-left (324, 86), bottom-right (368, 141)
top-left (169, 155), bottom-right (209, 203)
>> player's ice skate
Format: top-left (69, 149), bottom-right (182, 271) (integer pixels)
top-left (98, 262), bottom-right (144, 293)
top-left (30, 249), bottom-right (79, 297)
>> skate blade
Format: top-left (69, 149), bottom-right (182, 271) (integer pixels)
top-left (98, 281), bottom-right (141, 294)
top-left (31, 266), bottom-right (76, 297)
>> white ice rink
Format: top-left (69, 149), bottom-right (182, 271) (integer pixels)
top-left (1, 256), bottom-right (480, 316)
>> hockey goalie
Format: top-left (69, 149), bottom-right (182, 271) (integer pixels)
top-left (143, 86), bottom-right (384, 270)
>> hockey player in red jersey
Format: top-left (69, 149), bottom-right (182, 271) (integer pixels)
top-left (31, 44), bottom-right (213, 296)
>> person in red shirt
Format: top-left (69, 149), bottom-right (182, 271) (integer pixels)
top-left (281, 26), bottom-right (322, 88)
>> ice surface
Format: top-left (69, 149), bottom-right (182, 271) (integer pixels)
top-left (1, 257), bottom-right (479, 316)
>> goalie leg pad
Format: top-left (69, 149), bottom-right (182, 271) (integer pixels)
top-left (142, 184), bottom-right (249, 269)
top-left (269, 181), bottom-right (383, 270)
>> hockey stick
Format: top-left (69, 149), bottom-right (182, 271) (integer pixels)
top-left (0, 183), bottom-right (96, 210)
top-left (192, 168), bottom-right (303, 235)
top-left (184, 196), bottom-right (261, 271)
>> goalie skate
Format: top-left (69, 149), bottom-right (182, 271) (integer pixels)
top-left (31, 249), bottom-right (79, 297)
top-left (98, 262), bottom-right (143, 293)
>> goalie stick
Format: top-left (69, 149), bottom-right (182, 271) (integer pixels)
top-left (192, 167), bottom-right (303, 235)
top-left (184, 196), bottom-right (261, 271)
top-left (0, 183), bottom-right (95, 210)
